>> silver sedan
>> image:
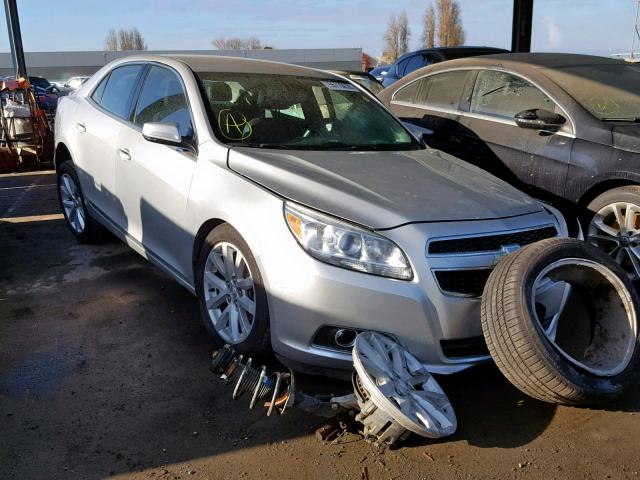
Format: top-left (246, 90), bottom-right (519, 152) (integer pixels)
top-left (54, 54), bottom-right (567, 375)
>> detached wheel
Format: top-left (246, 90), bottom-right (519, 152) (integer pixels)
top-left (585, 186), bottom-right (640, 280)
top-left (56, 161), bottom-right (104, 243)
top-left (196, 224), bottom-right (271, 355)
top-left (481, 238), bottom-right (640, 405)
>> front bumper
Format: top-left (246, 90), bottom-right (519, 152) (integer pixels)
top-left (254, 205), bottom-right (562, 375)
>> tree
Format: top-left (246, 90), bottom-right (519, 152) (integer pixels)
top-left (381, 12), bottom-right (410, 64)
top-left (104, 27), bottom-right (147, 51)
top-left (212, 36), bottom-right (266, 50)
top-left (436, 0), bottom-right (465, 47)
top-left (104, 29), bottom-right (118, 51)
top-left (420, 0), bottom-right (466, 48)
top-left (422, 5), bottom-right (436, 48)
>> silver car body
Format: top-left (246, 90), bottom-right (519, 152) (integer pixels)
top-left (55, 54), bottom-right (567, 374)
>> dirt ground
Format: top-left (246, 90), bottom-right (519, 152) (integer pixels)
top-left (1, 170), bottom-right (640, 480)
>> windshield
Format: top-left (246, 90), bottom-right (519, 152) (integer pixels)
top-left (543, 63), bottom-right (640, 121)
top-left (196, 72), bottom-right (420, 150)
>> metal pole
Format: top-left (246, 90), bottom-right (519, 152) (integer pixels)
top-left (3, 0), bottom-right (27, 78)
top-left (511, 0), bottom-right (534, 53)
top-left (631, 0), bottom-right (640, 60)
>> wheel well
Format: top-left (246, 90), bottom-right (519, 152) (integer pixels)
top-left (192, 218), bottom-right (226, 277)
top-left (579, 180), bottom-right (640, 207)
top-left (54, 143), bottom-right (72, 170)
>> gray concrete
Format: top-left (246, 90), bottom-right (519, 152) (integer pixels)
top-left (2, 171), bottom-right (640, 479)
top-left (0, 48), bottom-right (363, 80)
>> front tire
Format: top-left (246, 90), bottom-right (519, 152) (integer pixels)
top-left (585, 186), bottom-right (640, 280)
top-left (195, 224), bottom-right (271, 355)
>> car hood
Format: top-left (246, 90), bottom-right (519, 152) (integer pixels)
top-left (612, 124), bottom-right (640, 154)
top-left (227, 147), bottom-right (543, 230)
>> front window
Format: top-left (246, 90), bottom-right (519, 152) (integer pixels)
top-left (470, 70), bottom-right (555, 119)
top-left (543, 63), bottom-right (640, 121)
top-left (196, 72), bottom-right (421, 151)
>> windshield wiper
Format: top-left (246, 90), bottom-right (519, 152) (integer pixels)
top-left (228, 142), bottom-right (294, 150)
top-left (601, 117), bottom-right (640, 122)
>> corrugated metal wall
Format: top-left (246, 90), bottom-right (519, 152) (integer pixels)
top-left (0, 48), bottom-right (363, 80)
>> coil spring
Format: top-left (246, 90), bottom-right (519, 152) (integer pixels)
top-left (210, 345), bottom-right (293, 415)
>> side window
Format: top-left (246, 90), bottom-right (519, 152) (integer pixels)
top-left (415, 71), bottom-right (468, 110)
top-left (470, 70), bottom-right (555, 119)
top-left (99, 65), bottom-right (143, 119)
top-left (393, 80), bottom-right (421, 104)
top-left (133, 66), bottom-right (193, 138)
top-left (403, 55), bottom-right (426, 76)
top-left (91, 74), bottom-right (109, 104)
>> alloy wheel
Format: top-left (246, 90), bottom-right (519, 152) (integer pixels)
top-left (203, 241), bottom-right (256, 344)
top-left (531, 258), bottom-right (637, 377)
top-left (59, 172), bottom-right (86, 233)
top-left (588, 202), bottom-right (640, 280)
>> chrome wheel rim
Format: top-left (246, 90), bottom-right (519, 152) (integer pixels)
top-left (59, 173), bottom-right (85, 233)
top-left (203, 242), bottom-right (256, 344)
top-left (531, 258), bottom-right (637, 377)
top-left (588, 202), bottom-right (640, 280)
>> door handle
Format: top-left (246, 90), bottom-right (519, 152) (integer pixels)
top-left (76, 122), bottom-right (86, 133)
top-left (118, 148), bottom-right (131, 161)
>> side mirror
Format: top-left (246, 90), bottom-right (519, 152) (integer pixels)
top-left (515, 108), bottom-right (566, 131)
top-left (142, 122), bottom-right (182, 146)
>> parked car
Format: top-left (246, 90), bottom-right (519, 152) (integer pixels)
top-left (328, 70), bottom-right (383, 94)
top-left (369, 64), bottom-right (390, 79)
top-left (54, 54), bottom-right (567, 375)
top-left (376, 46), bottom-right (509, 87)
top-left (65, 75), bottom-right (90, 90)
top-left (378, 53), bottom-right (640, 279)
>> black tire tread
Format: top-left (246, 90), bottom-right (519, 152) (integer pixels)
top-left (481, 237), bottom-right (639, 405)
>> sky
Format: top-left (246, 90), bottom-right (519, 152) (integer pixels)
top-left (0, 0), bottom-right (637, 58)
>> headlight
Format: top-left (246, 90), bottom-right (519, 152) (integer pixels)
top-left (284, 202), bottom-right (413, 281)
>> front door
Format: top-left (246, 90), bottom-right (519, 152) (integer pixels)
top-left (458, 69), bottom-right (574, 197)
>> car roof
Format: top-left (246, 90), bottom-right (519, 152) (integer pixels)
top-left (397, 46), bottom-right (508, 60)
top-left (427, 52), bottom-right (626, 70)
top-left (159, 54), bottom-right (336, 79)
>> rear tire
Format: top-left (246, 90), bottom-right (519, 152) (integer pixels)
top-left (481, 238), bottom-right (640, 405)
top-left (56, 161), bottom-right (105, 243)
top-left (195, 224), bottom-right (271, 356)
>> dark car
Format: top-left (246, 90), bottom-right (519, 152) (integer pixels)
top-left (328, 70), bottom-right (384, 94)
top-left (378, 53), bottom-right (640, 278)
top-left (376, 46), bottom-right (509, 87)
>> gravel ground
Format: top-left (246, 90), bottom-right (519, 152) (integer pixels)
top-left (1, 170), bottom-right (640, 480)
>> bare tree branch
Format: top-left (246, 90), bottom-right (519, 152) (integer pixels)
top-left (104, 29), bottom-right (118, 51)
top-left (211, 36), bottom-right (267, 50)
top-left (436, 0), bottom-right (465, 47)
top-left (381, 11), bottom-right (411, 64)
top-left (105, 27), bottom-right (147, 51)
top-left (422, 5), bottom-right (436, 48)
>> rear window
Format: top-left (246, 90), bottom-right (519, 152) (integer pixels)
top-left (98, 64), bottom-right (143, 119)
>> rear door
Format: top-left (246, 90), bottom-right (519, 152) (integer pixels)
top-left (458, 69), bottom-right (574, 196)
top-left (389, 69), bottom-right (473, 158)
top-left (115, 63), bottom-right (197, 280)
top-left (74, 64), bottom-right (144, 229)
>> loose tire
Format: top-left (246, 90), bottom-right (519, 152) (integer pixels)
top-left (195, 224), bottom-right (271, 355)
top-left (481, 238), bottom-right (640, 405)
top-left (585, 186), bottom-right (640, 280)
top-left (56, 161), bottom-right (104, 243)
